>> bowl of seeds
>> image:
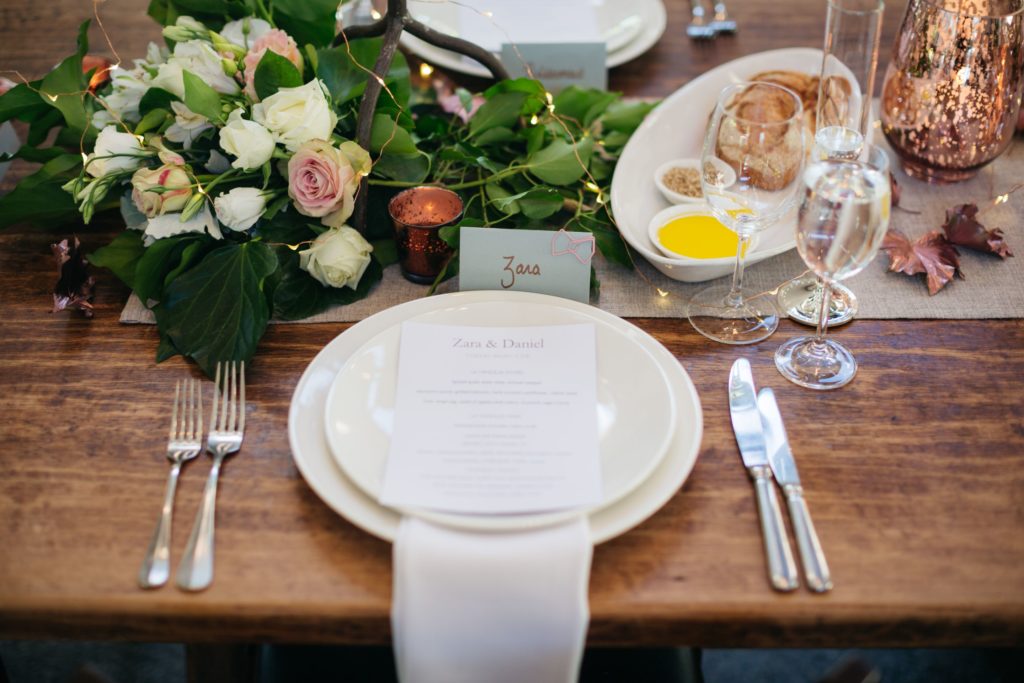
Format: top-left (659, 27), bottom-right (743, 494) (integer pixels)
top-left (653, 157), bottom-right (736, 205)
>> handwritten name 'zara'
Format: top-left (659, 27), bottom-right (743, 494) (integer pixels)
top-left (501, 255), bottom-right (541, 289)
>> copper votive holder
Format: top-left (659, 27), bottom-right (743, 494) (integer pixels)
top-left (388, 186), bottom-right (462, 284)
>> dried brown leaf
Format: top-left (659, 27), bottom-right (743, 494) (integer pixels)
top-left (52, 236), bottom-right (96, 317)
top-left (942, 203), bottom-right (1013, 259)
top-left (880, 229), bottom-right (963, 295)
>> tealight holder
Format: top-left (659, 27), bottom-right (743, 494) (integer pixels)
top-left (388, 186), bottom-right (463, 284)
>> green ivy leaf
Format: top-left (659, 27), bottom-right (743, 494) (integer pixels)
top-left (134, 233), bottom-right (215, 303)
top-left (39, 21), bottom-right (91, 138)
top-left (0, 81), bottom-right (49, 125)
top-left (485, 183), bottom-right (520, 215)
top-left (370, 113), bottom-right (419, 155)
top-left (0, 153), bottom-right (83, 230)
top-left (317, 39), bottom-right (411, 107)
top-left (473, 126), bottom-right (516, 147)
top-left (271, 247), bottom-right (383, 321)
top-left (138, 87), bottom-right (179, 117)
top-left (469, 92), bottom-right (527, 138)
top-left (526, 136), bottom-right (594, 186)
top-left (483, 78), bottom-right (548, 115)
top-left (600, 100), bottom-right (657, 134)
top-left (254, 50), bottom-right (303, 101)
top-left (154, 241), bottom-right (278, 376)
top-left (87, 231), bottom-right (146, 290)
top-left (274, 0), bottom-right (339, 48)
top-left (182, 69), bottom-right (224, 124)
top-left (553, 87), bottom-right (618, 127)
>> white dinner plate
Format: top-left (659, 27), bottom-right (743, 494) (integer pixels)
top-left (408, 0), bottom-right (643, 54)
top-left (401, 0), bottom-right (667, 78)
top-left (288, 290), bottom-right (703, 544)
top-left (610, 48), bottom-right (825, 283)
top-left (323, 297), bottom-right (677, 531)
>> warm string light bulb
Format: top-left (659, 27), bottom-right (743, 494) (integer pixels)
top-left (419, 62), bottom-right (434, 78)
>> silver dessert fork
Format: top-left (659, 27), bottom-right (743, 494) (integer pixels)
top-left (711, 2), bottom-right (738, 33)
top-left (176, 361), bottom-right (245, 592)
top-left (138, 379), bottom-right (203, 589)
top-left (687, 0), bottom-right (717, 40)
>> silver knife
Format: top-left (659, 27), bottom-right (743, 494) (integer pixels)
top-left (758, 388), bottom-right (833, 593)
top-left (728, 359), bottom-right (798, 592)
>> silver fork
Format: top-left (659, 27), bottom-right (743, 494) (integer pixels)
top-left (176, 361), bottom-right (245, 592)
top-left (711, 2), bottom-right (738, 33)
top-left (138, 379), bottom-right (203, 589)
top-left (687, 0), bottom-right (717, 40)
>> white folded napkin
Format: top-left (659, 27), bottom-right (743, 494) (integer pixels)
top-left (392, 516), bottom-right (592, 683)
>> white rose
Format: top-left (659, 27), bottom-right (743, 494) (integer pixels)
top-left (252, 80), bottom-right (337, 152)
top-left (165, 101), bottom-right (212, 148)
top-left (214, 187), bottom-right (267, 231)
top-left (152, 40), bottom-right (239, 98)
top-left (299, 226), bottom-right (373, 289)
top-left (143, 203), bottom-right (224, 245)
top-left (219, 109), bottom-right (275, 170)
top-left (220, 17), bottom-right (273, 49)
top-left (86, 126), bottom-right (149, 178)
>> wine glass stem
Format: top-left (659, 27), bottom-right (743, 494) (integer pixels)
top-left (814, 281), bottom-right (834, 346)
top-left (726, 233), bottom-right (753, 308)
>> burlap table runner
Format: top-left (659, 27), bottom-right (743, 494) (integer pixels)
top-left (122, 138), bottom-right (1024, 324)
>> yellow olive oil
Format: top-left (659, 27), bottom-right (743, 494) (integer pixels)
top-left (656, 213), bottom-right (746, 259)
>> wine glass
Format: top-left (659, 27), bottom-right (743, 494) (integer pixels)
top-left (777, 0), bottom-right (884, 328)
top-left (774, 145), bottom-right (891, 390)
top-left (686, 82), bottom-right (806, 345)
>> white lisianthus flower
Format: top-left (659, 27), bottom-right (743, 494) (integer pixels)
top-left (86, 126), bottom-right (150, 178)
top-left (94, 68), bottom-right (149, 128)
top-left (220, 17), bottom-right (273, 49)
top-left (219, 109), bottom-right (275, 170)
top-left (165, 102), bottom-right (212, 148)
top-left (214, 187), bottom-right (268, 231)
top-left (252, 80), bottom-right (337, 152)
top-left (298, 226), bottom-right (373, 289)
top-left (152, 40), bottom-right (239, 98)
top-left (143, 203), bottom-right (224, 245)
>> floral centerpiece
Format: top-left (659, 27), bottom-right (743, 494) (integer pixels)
top-left (0, 0), bottom-right (653, 375)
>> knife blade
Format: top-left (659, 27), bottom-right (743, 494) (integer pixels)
top-left (728, 359), bottom-right (798, 592)
top-left (758, 387), bottom-right (833, 593)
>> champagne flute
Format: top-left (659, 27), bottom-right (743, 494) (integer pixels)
top-left (687, 82), bottom-right (806, 345)
top-left (777, 0), bottom-right (884, 328)
top-left (774, 145), bottom-right (891, 390)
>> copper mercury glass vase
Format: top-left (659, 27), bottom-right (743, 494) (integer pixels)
top-left (880, 0), bottom-right (1024, 183)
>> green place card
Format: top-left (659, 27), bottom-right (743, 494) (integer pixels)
top-left (500, 42), bottom-right (608, 92)
top-left (459, 227), bottom-right (595, 303)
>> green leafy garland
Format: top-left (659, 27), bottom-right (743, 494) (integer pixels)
top-left (0, 0), bottom-right (654, 375)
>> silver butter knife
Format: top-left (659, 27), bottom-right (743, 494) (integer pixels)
top-left (728, 359), bottom-right (799, 592)
top-left (758, 388), bottom-right (834, 593)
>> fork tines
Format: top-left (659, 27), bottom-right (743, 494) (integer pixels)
top-left (211, 360), bottom-right (245, 434)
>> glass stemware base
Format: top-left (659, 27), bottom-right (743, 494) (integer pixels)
top-left (686, 284), bottom-right (780, 345)
top-left (774, 336), bottom-right (857, 390)
top-left (777, 277), bottom-right (858, 327)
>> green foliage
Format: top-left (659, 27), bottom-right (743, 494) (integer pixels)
top-left (38, 21), bottom-right (94, 142)
top-left (254, 50), bottom-right (303, 101)
top-left (182, 70), bottom-right (224, 124)
top-left (272, 247), bottom-right (383, 321)
top-left (87, 231), bottom-right (146, 290)
top-left (0, 153), bottom-right (83, 229)
top-left (154, 241), bottom-right (278, 376)
top-left (273, 0), bottom-right (343, 49)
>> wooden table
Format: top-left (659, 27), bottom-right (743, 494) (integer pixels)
top-left (1, 0), bottom-right (1023, 650)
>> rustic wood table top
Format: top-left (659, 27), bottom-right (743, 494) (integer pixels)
top-left (1, 0), bottom-right (1022, 647)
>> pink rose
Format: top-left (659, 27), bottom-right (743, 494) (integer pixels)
top-left (242, 29), bottom-right (303, 101)
top-left (287, 140), bottom-right (371, 227)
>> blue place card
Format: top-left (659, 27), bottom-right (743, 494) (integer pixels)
top-left (459, 227), bottom-right (595, 303)
top-left (500, 42), bottom-right (608, 92)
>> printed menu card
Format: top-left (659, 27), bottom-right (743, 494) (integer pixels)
top-left (380, 322), bottom-right (601, 514)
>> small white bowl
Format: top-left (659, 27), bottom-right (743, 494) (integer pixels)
top-left (647, 203), bottom-right (759, 270)
top-left (653, 157), bottom-right (736, 205)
